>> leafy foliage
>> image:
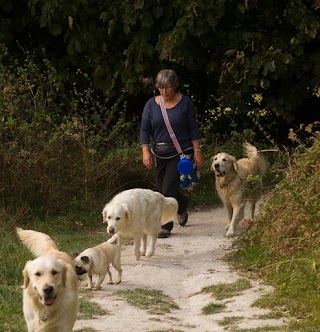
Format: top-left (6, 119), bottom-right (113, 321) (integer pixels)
top-left (0, 47), bottom-right (151, 216)
top-left (1, 0), bottom-right (320, 125)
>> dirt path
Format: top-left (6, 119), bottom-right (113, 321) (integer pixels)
top-left (74, 205), bottom-right (288, 332)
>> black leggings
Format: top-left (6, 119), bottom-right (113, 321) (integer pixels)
top-left (154, 155), bottom-right (189, 215)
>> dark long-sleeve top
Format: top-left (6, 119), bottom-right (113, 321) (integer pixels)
top-left (140, 95), bottom-right (201, 155)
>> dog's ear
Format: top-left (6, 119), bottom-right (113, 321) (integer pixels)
top-left (232, 158), bottom-right (239, 172)
top-left (123, 205), bottom-right (131, 222)
top-left (125, 210), bottom-right (129, 220)
top-left (210, 155), bottom-right (216, 171)
top-left (22, 262), bottom-right (31, 289)
top-left (80, 256), bottom-right (90, 264)
top-left (58, 260), bottom-right (67, 288)
top-left (102, 205), bottom-right (108, 224)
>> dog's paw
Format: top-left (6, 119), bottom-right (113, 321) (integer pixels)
top-left (226, 229), bottom-right (235, 237)
top-left (134, 250), bottom-right (141, 260)
top-left (146, 250), bottom-right (154, 257)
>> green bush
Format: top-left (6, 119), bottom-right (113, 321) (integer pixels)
top-left (0, 45), bottom-right (148, 218)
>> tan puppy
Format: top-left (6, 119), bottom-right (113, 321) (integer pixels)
top-left (211, 143), bottom-right (266, 237)
top-left (16, 227), bottom-right (78, 332)
top-left (75, 241), bottom-right (122, 290)
top-left (102, 188), bottom-right (178, 260)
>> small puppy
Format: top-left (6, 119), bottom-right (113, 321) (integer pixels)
top-left (211, 143), bottom-right (266, 237)
top-left (102, 188), bottom-right (178, 260)
top-left (75, 241), bottom-right (122, 290)
top-left (16, 227), bottom-right (78, 332)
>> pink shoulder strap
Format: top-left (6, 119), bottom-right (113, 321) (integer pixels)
top-left (159, 96), bottom-right (183, 155)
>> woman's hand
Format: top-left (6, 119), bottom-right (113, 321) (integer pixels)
top-left (193, 150), bottom-right (204, 168)
top-left (142, 147), bottom-right (153, 170)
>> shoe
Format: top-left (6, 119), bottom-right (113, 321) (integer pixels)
top-left (161, 221), bottom-right (174, 231)
top-left (158, 229), bottom-right (170, 238)
top-left (158, 221), bottom-right (174, 238)
top-left (178, 211), bottom-right (188, 226)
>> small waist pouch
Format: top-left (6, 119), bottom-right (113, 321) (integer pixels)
top-left (153, 142), bottom-right (177, 157)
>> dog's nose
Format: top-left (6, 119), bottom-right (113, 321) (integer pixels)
top-left (214, 163), bottom-right (220, 170)
top-left (43, 285), bottom-right (54, 295)
top-left (108, 227), bottom-right (114, 234)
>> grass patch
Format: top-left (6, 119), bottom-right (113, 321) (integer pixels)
top-left (202, 302), bottom-right (226, 315)
top-left (78, 296), bottom-right (109, 320)
top-left (230, 326), bottom-right (285, 332)
top-left (218, 316), bottom-right (243, 326)
top-left (201, 278), bottom-right (251, 300)
top-left (252, 294), bottom-right (288, 320)
top-left (115, 288), bottom-right (179, 314)
top-left (0, 285), bottom-right (26, 332)
top-left (256, 311), bottom-right (286, 320)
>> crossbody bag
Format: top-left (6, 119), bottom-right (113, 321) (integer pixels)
top-left (159, 95), bottom-right (200, 191)
top-left (159, 96), bottom-right (194, 175)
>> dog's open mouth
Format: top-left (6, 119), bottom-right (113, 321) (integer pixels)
top-left (215, 170), bottom-right (223, 177)
top-left (40, 295), bottom-right (56, 306)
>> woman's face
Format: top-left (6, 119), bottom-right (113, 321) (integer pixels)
top-left (158, 82), bottom-right (175, 101)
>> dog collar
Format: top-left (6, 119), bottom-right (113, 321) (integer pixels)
top-left (39, 313), bottom-right (48, 325)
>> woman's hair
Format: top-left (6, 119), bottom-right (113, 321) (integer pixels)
top-left (155, 69), bottom-right (179, 89)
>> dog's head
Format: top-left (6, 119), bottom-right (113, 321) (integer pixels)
top-left (74, 253), bottom-right (92, 275)
top-left (211, 152), bottom-right (238, 177)
top-left (23, 256), bottom-right (66, 306)
top-left (102, 202), bottom-right (129, 235)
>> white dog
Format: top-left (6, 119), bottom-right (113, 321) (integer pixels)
top-left (211, 143), bottom-right (266, 237)
top-left (16, 228), bottom-right (78, 332)
top-left (102, 188), bottom-right (178, 260)
top-left (75, 241), bottom-right (122, 290)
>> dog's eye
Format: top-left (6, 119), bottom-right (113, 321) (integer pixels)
top-left (51, 270), bottom-right (58, 276)
top-left (222, 158), bottom-right (227, 161)
top-left (35, 272), bottom-right (41, 277)
top-left (116, 217), bottom-right (121, 221)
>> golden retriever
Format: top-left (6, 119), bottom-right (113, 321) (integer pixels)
top-left (75, 241), bottom-right (122, 290)
top-left (16, 228), bottom-right (78, 332)
top-left (102, 188), bottom-right (178, 260)
top-left (211, 143), bottom-right (266, 237)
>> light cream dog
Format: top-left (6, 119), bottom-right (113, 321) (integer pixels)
top-left (16, 227), bottom-right (78, 332)
top-left (102, 188), bottom-right (178, 260)
top-left (211, 143), bottom-right (266, 237)
top-left (75, 241), bottom-right (122, 290)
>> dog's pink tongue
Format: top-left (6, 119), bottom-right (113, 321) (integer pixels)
top-left (215, 171), bottom-right (221, 176)
top-left (43, 297), bottom-right (55, 306)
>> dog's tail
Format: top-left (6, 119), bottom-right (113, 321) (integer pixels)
top-left (16, 227), bottom-right (59, 257)
top-left (161, 197), bottom-right (178, 225)
top-left (243, 143), bottom-right (267, 175)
